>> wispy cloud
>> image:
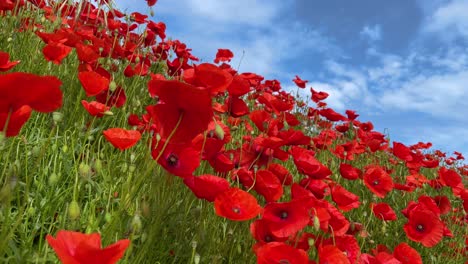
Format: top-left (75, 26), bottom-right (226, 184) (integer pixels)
top-left (423, 0), bottom-right (468, 40)
top-left (360, 24), bottom-right (382, 42)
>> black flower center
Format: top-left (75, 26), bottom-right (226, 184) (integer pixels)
top-left (278, 259), bottom-right (290, 264)
top-left (373, 180), bottom-right (380, 186)
top-left (167, 154), bottom-right (179, 167)
top-left (280, 211), bottom-right (288, 220)
top-left (232, 206), bottom-right (241, 214)
top-left (416, 224), bottom-right (424, 232)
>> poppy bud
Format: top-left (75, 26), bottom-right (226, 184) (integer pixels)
top-left (62, 145), bottom-right (68, 153)
top-left (79, 162), bottom-right (92, 178)
top-left (313, 215), bottom-right (320, 231)
top-left (52, 112), bottom-right (63, 124)
top-left (105, 212), bottom-right (112, 223)
top-left (109, 80), bottom-right (117, 92)
top-left (32, 146), bottom-right (41, 157)
top-left (48, 172), bottom-right (59, 185)
top-left (104, 111), bottom-right (114, 116)
top-left (214, 123), bottom-right (224, 140)
top-left (94, 159), bottom-right (103, 173)
top-left (131, 214), bottom-right (142, 234)
top-left (68, 200), bottom-right (80, 220)
top-left (308, 238), bottom-right (315, 247)
top-left (194, 253), bottom-right (200, 264)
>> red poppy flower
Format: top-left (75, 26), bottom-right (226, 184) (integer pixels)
top-left (293, 75), bottom-right (308, 88)
top-left (438, 167), bottom-right (462, 188)
top-left (147, 80), bottom-right (213, 143)
top-left (322, 235), bottom-right (361, 264)
top-left (43, 42), bottom-right (72, 65)
top-left (227, 75), bottom-right (250, 97)
top-left (256, 242), bottom-right (309, 264)
top-left (291, 146), bottom-right (332, 179)
top-left (0, 72), bottom-right (62, 137)
top-left (253, 169), bottom-right (284, 202)
top-left (319, 108), bottom-right (347, 122)
top-left (146, 0), bottom-right (157, 7)
top-left (339, 163), bottom-right (362, 180)
top-left (363, 165), bottom-right (394, 198)
top-left (183, 174), bottom-right (230, 202)
top-left (75, 43), bottom-right (100, 64)
top-left (0, 51), bottom-right (20, 71)
top-left (214, 49), bottom-right (234, 64)
top-left (183, 63), bottom-right (233, 95)
top-left (0, 105), bottom-right (32, 137)
top-left (262, 199), bottom-right (310, 237)
top-left (267, 163), bottom-right (293, 185)
top-left (46, 230), bottom-right (130, 264)
top-left (78, 71), bottom-right (109, 97)
top-left (331, 184), bottom-right (360, 212)
top-left (311, 88), bottom-right (329, 102)
top-left (393, 242), bottom-right (423, 264)
top-left (103, 128), bottom-right (141, 151)
top-left (433, 195), bottom-right (451, 215)
top-left (152, 141), bottom-right (200, 177)
top-left (318, 245), bottom-right (351, 264)
top-left (392, 142), bottom-right (413, 162)
top-left (250, 219), bottom-right (287, 245)
top-left (214, 187), bottom-right (262, 221)
top-left (371, 202), bottom-right (397, 221)
top-left (403, 208), bottom-right (444, 247)
top-left (81, 100), bottom-right (110, 117)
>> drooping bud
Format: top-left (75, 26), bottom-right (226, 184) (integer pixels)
top-left (214, 123), bottom-right (224, 140)
top-left (68, 200), bottom-right (80, 220)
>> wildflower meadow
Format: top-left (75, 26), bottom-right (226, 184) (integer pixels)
top-left (0, 0), bottom-right (467, 263)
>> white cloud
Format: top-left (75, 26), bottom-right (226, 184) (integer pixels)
top-left (424, 0), bottom-right (468, 39)
top-left (360, 24), bottom-right (382, 42)
top-left (379, 70), bottom-right (468, 119)
top-left (116, 0), bottom-right (338, 78)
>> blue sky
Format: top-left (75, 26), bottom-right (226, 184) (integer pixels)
top-left (115, 0), bottom-right (468, 157)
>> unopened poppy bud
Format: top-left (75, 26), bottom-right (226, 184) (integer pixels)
top-left (7, 37), bottom-right (12, 42)
top-left (214, 123), bottom-right (224, 140)
top-left (104, 111), bottom-right (114, 116)
top-left (109, 80), bottom-right (117, 92)
top-left (135, 57), bottom-right (140, 63)
top-left (155, 133), bottom-right (161, 142)
top-left (308, 238), bottom-right (315, 247)
top-left (194, 253), bottom-right (200, 264)
top-left (48, 172), bottom-right (59, 185)
top-left (52, 112), bottom-right (63, 123)
top-left (32, 146), bottom-right (41, 157)
top-left (79, 162), bottom-right (92, 178)
top-left (105, 212), bottom-right (112, 223)
top-left (130, 153), bottom-right (136, 163)
top-left (131, 214), bottom-right (142, 234)
top-left (62, 145), bottom-right (68, 153)
top-left (68, 200), bottom-right (80, 220)
top-left (150, 9), bottom-right (155, 17)
top-left (313, 215), bottom-right (320, 231)
top-left (94, 159), bottom-right (102, 173)
top-left (27, 206), bottom-right (36, 216)
top-left (191, 241), bottom-right (197, 249)
top-left (129, 165), bottom-right (136, 173)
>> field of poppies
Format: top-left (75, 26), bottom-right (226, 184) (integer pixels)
top-left (0, 0), bottom-right (467, 263)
